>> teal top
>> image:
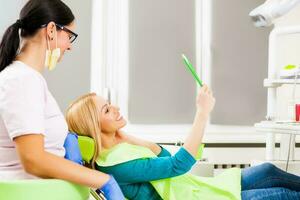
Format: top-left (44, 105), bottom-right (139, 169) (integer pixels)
top-left (96, 146), bottom-right (196, 200)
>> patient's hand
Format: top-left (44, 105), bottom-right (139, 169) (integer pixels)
top-left (196, 84), bottom-right (215, 116)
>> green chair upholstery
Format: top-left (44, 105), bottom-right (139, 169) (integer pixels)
top-left (0, 179), bottom-right (90, 200)
top-left (77, 136), bottom-right (105, 200)
top-left (78, 136), bottom-right (95, 164)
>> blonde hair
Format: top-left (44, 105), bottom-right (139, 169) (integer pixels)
top-left (65, 93), bottom-right (102, 168)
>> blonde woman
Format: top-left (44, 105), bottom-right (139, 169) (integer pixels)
top-left (65, 87), bottom-right (300, 200)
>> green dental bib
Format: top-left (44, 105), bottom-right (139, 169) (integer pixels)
top-left (97, 143), bottom-right (241, 200)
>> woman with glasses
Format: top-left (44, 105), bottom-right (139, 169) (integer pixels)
top-left (0, 0), bottom-right (124, 199)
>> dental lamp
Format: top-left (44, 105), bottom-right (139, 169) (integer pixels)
top-left (249, 0), bottom-right (300, 27)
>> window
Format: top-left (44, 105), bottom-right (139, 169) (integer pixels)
top-left (91, 0), bottom-right (271, 141)
top-left (206, 0), bottom-right (270, 126)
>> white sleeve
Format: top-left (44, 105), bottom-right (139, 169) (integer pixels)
top-left (0, 74), bottom-right (46, 140)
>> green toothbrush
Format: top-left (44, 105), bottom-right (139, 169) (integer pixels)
top-left (182, 54), bottom-right (203, 87)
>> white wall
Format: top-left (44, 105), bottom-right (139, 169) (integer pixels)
top-left (0, 1), bottom-right (26, 37)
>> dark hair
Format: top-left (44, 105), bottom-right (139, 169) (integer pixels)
top-left (0, 0), bottom-right (75, 72)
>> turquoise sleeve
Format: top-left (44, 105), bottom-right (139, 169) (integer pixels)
top-left (97, 147), bottom-right (196, 184)
top-left (157, 145), bottom-right (171, 157)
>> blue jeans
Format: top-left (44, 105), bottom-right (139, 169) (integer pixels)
top-left (241, 163), bottom-right (300, 200)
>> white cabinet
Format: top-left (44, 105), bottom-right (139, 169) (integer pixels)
top-left (254, 26), bottom-right (300, 161)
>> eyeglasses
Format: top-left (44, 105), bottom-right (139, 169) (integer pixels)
top-left (41, 23), bottom-right (78, 43)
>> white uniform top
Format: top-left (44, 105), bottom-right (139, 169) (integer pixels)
top-left (0, 61), bottom-right (68, 180)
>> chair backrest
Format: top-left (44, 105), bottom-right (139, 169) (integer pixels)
top-left (78, 136), bottom-right (95, 164)
top-left (77, 136), bottom-right (107, 200)
top-left (0, 179), bottom-right (90, 200)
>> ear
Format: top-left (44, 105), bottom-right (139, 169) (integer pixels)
top-left (46, 21), bottom-right (56, 40)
